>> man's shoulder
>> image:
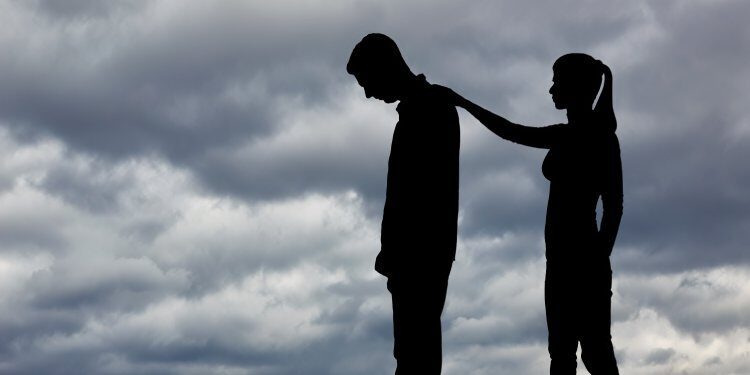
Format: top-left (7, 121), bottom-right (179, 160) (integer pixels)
top-left (425, 84), bottom-right (458, 110)
top-left (399, 84), bottom-right (457, 119)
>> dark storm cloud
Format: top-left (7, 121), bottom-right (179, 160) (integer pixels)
top-left (0, 211), bottom-right (67, 250)
top-left (644, 348), bottom-right (675, 365)
top-left (425, 0), bottom-right (750, 273)
top-left (26, 0), bottom-right (147, 19)
top-left (7, 0), bottom-right (744, 240)
top-left (0, 189), bottom-right (387, 375)
top-left (617, 267), bottom-right (750, 337)
top-left (458, 154), bottom-right (549, 237)
top-left (0, 187), bottom-right (71, 252)
top-left (0, 0), bottom-right (648, 205)
top-left (0, 0), bottom-right (749, 374)
top-left (26, 256), bottom-right (187, 311)
top-left (610, 0), bottom-right (750, 272)
top-left (0, 0), bottom-right (372, 198)
top-left (38, 156), bottom-right (141, 213)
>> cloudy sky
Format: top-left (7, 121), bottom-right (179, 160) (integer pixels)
top-left (0, 0), bottom-right (748, 374)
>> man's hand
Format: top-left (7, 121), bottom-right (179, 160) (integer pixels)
top-left (375, 250), bottom-right (392, 278)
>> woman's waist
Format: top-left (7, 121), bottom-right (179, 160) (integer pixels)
top-left (544, 217), bottom-right (599, 241)
top-left (546, 204), bottom-right (596, 228)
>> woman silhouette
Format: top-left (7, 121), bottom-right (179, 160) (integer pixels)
top-left (443, 54), bottom-right (622, 374)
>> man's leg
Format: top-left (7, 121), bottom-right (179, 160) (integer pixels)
top-left (388, 265), bottom-right (451, 375)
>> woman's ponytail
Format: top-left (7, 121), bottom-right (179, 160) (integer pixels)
top-left (593, 60), bottom-right (617, 132)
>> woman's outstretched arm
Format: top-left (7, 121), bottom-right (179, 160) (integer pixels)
top-left (435, 85), bottom-right (562, 149)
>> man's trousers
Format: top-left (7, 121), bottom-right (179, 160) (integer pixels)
top-left (387, 263), bottom-right (452, 375)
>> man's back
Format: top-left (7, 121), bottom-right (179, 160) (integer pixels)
top-left (377, 76), bottom-right (460, 277)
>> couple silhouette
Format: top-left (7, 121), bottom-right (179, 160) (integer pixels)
top-left (347, 33), bottom-right (622, 375)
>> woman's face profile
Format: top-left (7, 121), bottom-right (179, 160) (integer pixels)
top-left (549, 66), bottom-right (598, 111)
top-left (549, 72), bottom-right (568, 110)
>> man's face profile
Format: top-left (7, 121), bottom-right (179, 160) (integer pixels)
top-left (354, 70), bottom-right (399, 103)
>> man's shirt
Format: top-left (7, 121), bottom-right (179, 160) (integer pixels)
top-left (376, 76), bottom-right (460, 277)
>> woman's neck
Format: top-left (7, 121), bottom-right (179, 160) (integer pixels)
top-left (566, 106), bottom-right (593, 124)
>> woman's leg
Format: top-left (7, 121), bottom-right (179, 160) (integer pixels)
top-left (580, 262), bottom-right (619, 375)
top-left (546, 265), bottom-right (579, 375)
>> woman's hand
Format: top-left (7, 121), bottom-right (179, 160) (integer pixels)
top-left (432, 84), bottom-right (463, 106)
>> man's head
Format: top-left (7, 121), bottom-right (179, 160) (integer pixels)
top-left (347, 33), bottom-right (413, 103)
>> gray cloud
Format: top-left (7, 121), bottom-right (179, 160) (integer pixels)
top-left (0, 0), bottom-right (749, 374)
top-left (644, 347), bottom-right (675, 365)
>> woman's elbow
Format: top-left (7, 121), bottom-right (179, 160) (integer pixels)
top-left (603, 196), bottom-right (624, 217)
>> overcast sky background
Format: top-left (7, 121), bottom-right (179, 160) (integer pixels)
top-left (0, 0), bottom-right (748, 374)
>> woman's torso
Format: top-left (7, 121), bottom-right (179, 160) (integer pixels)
top-left (542, 125), bottom-right (616, 262)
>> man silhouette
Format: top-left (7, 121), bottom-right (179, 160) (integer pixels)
top-left (347, 33), bottom-right (460, 374)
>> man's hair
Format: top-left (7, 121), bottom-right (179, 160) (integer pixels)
top-left (346, 33), bottom-right (411, 76)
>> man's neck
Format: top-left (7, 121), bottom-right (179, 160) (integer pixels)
top-left (397, 73), bottom-right (425, 102)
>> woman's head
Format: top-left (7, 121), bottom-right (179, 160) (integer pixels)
top-left (549, 53), bottom-right (603, 110)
